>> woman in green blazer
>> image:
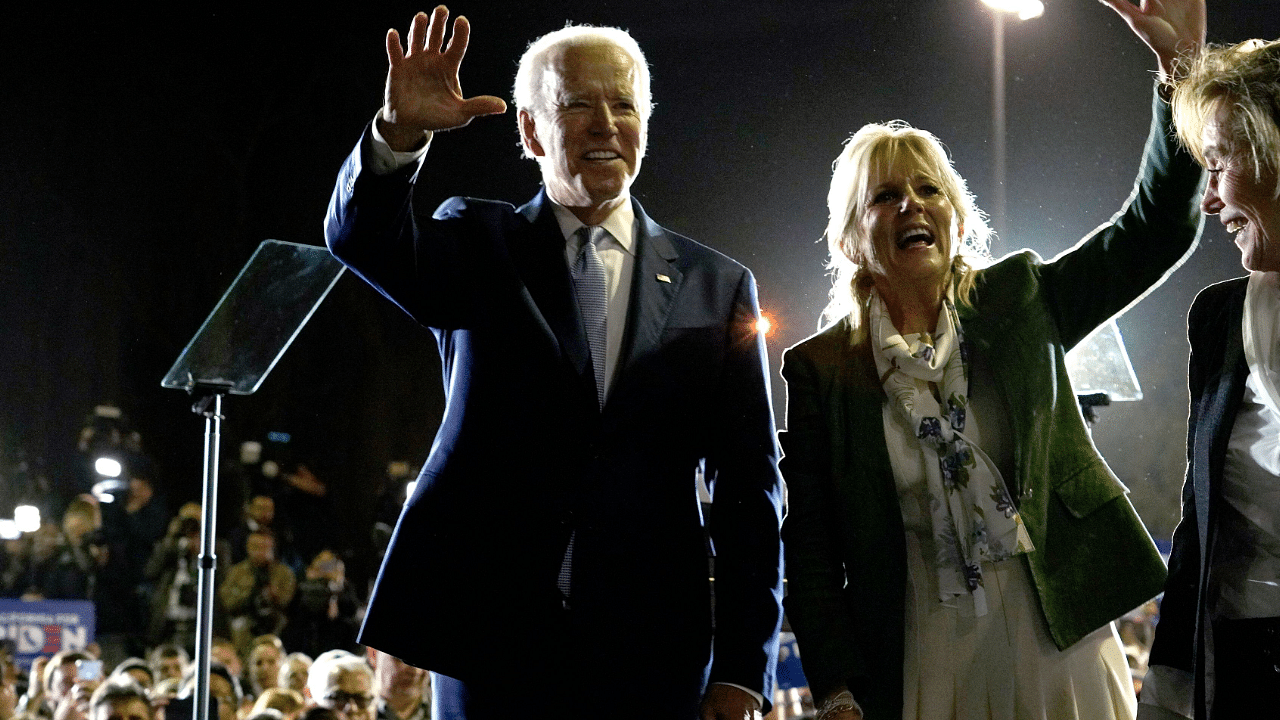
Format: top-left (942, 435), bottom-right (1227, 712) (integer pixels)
top-left (779, 2), bottom-right (1204, 718)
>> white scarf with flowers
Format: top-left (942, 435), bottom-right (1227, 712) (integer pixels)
top-left (870, 289), bottom-right (1034, 616)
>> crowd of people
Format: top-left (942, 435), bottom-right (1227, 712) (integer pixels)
top-left (0, 457), bottom-right (365, 674)
top-left (0, 640), bottom-right (430, 720)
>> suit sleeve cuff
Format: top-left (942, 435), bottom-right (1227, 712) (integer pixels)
top-left (1138, 664), bottom-right (1193, 719)
top-left (369, 114), bottom-right (432, 175)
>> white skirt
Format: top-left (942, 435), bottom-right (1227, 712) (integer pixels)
top-left (901, 528), bottom-right (1136, 720)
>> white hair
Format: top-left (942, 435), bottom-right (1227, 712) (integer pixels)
top-left (304, 651), bottom-right (370, 700)
top-left (512, 25), bottom-right (652, 158)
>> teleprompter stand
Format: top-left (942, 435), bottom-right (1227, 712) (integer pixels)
top-left (161, 240), bottom-right (345, 720)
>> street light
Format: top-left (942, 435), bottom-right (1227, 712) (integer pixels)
top-left (979, 0), bottom-right (1044, 246)
top-left (981, 0), bottom-right (1044, 20)
top-left (978, 1), bottom-right (1142, 412)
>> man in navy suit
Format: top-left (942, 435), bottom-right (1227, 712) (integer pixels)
top-left (324, 7), bottom-right (784, 719)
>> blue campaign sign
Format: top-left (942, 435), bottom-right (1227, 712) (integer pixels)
top-left (776, 632), bottom-right (809, 690)
top-left (0, 599), bottom-right (96, 669)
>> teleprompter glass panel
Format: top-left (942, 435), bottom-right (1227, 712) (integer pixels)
top-left (162, 240), bottom-right (345, 395)
top-left (1065, 319), bottom-right (1143, 402)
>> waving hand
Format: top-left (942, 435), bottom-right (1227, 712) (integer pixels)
top-left (1097, 0), bottom-right (1206, 81)
top-left (378, 6), bottom-right (507, 150)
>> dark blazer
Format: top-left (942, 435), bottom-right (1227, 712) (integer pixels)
top-left (779, 88), bottom-right (1203, 719)
top-left (1147, 277), bottom-right (1249, 719)
top-left (324, 127), bottom-right (784, 713)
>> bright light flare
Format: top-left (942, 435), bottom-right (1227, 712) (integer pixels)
top-left (14, 505), bottom-right (40, 533)
top-left (95, 457), bottom-right (122, 478)
top-left (0, 520), bottom-right (18, 540)
top-left (756, 313), bottom-right (774, 337)
top-left (92, 479), bottom-right (125, 504)
top-left (980, 0), bottom-right (1044, 20)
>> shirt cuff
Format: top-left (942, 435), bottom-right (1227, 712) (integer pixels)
top-left (709, 682), bottom-right (763, 709)
top-left (1138, 664), bottom-right (1193, 719)
top-left (369, 114), bottom-right (431, 175)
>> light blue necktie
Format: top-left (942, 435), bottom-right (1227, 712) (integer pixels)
top-left (571, 225), bottom-right (609, 409)
top-left (560, 225), bottom-right (609, 602)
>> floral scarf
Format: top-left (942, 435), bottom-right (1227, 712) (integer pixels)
top-left (870, 289), bottom-right (1033, 616)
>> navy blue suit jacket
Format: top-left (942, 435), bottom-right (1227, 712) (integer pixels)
top-left (1149, 277), bottom-right (1249, 719)
top-left (324, 127), bottom-right (784, 709)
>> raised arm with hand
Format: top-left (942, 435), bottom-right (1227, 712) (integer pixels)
top-left (1096, 0), bottom-right (1205, 81)
top-left (377, 5), bottom-right (507, 151)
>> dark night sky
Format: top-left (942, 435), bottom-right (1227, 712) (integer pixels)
top-left (3, 2), bottom-right (1280, 563)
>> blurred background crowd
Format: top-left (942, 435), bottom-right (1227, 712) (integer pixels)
top-left (0, 402), bottom-right (414, 664)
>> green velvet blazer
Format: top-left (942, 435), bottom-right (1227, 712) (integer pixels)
top-left (779, 89), bottom-right (1205, 719)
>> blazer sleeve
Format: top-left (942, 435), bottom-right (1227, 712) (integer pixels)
top-left (777, 343), bottom-right (867, 700)
top-left (1035, 86), bottom-right (1205, 350)
top-left (704, 268), bottom-right (786, 707)
top-left (323, 125), bottom-right (524, 330)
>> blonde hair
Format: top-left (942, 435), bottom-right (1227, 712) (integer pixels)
top-left (821, 121), bottom-right (991, 330)
top-left (252, 688), bottom-right (304, 719)
top-left (1171, 39), bottom-right (1280, 195)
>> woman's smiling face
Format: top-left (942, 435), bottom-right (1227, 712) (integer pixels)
top-left (1201, 102), bottom-right (1280, 273)
top-left (856, 156), bottom-right (960, 289)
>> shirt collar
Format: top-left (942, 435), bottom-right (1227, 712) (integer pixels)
top-left (550, 196), bottom-right (636, 254)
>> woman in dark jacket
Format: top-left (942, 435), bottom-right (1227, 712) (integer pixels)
top-left (1139, 37), bottom-right (1280, 720)
top-left (780, 2), bottom-right (1205, 718)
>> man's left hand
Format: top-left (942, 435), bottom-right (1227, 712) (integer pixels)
top-left (700, 684), bottom-right (761, 720)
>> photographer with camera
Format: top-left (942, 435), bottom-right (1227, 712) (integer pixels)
top-left (220, 532), bottom-right (296, 658)
top-left (144, 503), bottom-right (230, 648)
top-left (31, 498), bottom-right (106, 602)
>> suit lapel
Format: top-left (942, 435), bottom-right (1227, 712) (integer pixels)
top-left (831, 327), bottom-right (909, 590)
top-left (1197, 281), bottom-right (1248, 566)
top-left (613, 199), bottom-right (682, 391)
top-left (515, 190), bottom-right (591, 378)
top-left (837, 334), bottom-right (895, 492)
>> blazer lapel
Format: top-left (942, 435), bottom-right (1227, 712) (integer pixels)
top-left (613, 199), bottom-right (682, 389)
top-left (1196, 283), bottom-right (1248, 564)
top-left (515, 190), bottom-right (591, 378)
